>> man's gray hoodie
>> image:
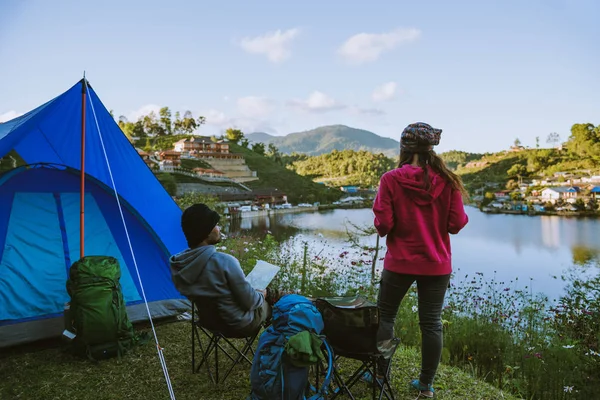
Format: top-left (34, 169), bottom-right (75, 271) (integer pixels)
top-left (169, 245), bottom-right (264, 331)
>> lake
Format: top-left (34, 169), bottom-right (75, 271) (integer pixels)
top-left (223, 207), bottom-right (600, 299)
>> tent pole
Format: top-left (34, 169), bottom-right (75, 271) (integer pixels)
top-left (80, 78), bottom-right (87, 259)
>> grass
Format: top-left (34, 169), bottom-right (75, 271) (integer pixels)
top-left (0, 320), bottom-right (520, 400)
top-left (228, 143), bottom-right (342, 204)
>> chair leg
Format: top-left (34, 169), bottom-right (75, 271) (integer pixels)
top-left (222, 332), bottom-right (258, 381)
top-left (191, 321), bottom-right (195, 374)
top-left (191, 303), bottom-right (195, 374)
top-left (192, 323), bottom-right (261, 385)
top-left (215, 336), bottom-right (219, 384)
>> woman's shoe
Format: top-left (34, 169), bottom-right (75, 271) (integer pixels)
top-left (410, 379), bottom-right (434, 398)
top-left (361, 371), bottom-right (384, 386)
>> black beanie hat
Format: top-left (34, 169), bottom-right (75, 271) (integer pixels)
top-left (181, 203), bottom-right (221, 247)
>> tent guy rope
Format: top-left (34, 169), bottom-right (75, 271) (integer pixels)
top-left (85, 80), bottom-right (177, 400)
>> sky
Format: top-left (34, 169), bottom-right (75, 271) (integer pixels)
top-left (0, 0), bottom-right (598, 153)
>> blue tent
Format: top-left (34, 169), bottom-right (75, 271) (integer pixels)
top-left (0, 80), bottom-right (189, 347)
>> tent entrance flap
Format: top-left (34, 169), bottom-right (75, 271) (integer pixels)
top-left (0, 191), bottom-right (142, 322)
top-left (0, 193), bottom-right (68, 321)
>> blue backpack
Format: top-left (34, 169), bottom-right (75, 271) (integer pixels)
top-left (249, 294), bottom-right (333, 400)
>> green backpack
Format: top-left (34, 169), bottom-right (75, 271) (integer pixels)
top-left (66, 256), bottom-right (145, 361)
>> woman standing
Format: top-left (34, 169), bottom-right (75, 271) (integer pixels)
top-left (372, 122), bottom-right (469, 398)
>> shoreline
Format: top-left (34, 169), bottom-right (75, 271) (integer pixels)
top-left (479, 207), bottom-right (600, 218)
top-left (229, 203), bottom-right (371, 219)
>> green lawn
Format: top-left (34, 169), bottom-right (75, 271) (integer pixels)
top-left (0, 320), bottom-right (520, 400)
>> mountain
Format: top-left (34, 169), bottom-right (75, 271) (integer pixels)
top-left (246, 131), bottom-right (275, 144)
top-left (246, 125), bottom-right (399, 157)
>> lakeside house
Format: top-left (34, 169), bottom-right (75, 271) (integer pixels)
top-left (494, 190), bottom-right (512, 201)
top-left (541, 187), bottom-right (580, 204)
top-left (174, 137), bottom-right (229, 155)
top-left (591, 186), bottom-right (600, 199)
top-left (157, 150), bottom-right (181, 171)
top-left (340, 185), bottom-right (359, 193)
top-left (136, 148), bottom-right (155, 169)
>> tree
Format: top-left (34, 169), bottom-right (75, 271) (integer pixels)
top-left (507, 164), bottom-right (527, 179)
top-left (251, 142), bottom-right (265, 155)
top-left (267, 143), bottom-right (282, 164)
top-left (240, 138), bottom-right (250, 148)
top-left (506, 179), bottom-right (518, 190)
top-left (142, 111), bottom-right (165, 136)
top-left (159, 107), bottom-right (172, 135)
top-left (481, 192), bottom-right (496, 208)
top-left (172, 111), bottom-right (183, 135)
top-left (117, 115), bottom-right (135, 141)
top-left (547, 132), bottom-right (561, 148)
top-left (567, 123), bottom-right (600, 158)
top-left (225, 128), bottom-right (244, 144)
top-left (181, 111), bottom-right (198, 135)
top-left (514, 138), bottom-right (521, 147)
top-left (535, 136), bottom-right (540, 149)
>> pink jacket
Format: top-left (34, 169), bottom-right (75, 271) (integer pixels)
top-left (373, 165), bottom-right (469, 276)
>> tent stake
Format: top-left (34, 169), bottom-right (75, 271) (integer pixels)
top-left (80, 78), bottom-right (86, 259)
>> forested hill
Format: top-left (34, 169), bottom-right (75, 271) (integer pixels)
top-left (247, 125), bottom-right (399, 157)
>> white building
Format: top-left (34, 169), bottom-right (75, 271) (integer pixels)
top-left (541, 187), bottom-right (580, 204)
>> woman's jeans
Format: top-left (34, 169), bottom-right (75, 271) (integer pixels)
top-left (377, 269), bottom-right (450, 385)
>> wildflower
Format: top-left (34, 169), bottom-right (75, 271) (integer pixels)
top-left (564, 386), bottom-right (574, 393)
top-left (317, 233), bottom-right (324, 238)
top-left (562, 345), bottom-right (575, 349)
top-left (244, 248), bottom-right (249, 252)
top-left (411, 306), bottom-right (418, 313)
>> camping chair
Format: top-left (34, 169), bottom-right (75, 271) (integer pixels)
top-left (315, 296), bottom-right (400, 400)
top-left (190, 300), bottom-right (263, 384)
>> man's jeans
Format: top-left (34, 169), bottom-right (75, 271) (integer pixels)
top-left (377, 269), bottom-right (450, 385)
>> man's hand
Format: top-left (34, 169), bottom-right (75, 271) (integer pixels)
top-left (256, 289), bottom-right (266, 297)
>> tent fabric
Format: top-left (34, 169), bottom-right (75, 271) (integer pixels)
top-left (0, 79), bottom-right (187, 254)
top-left (0, 79), bottom-right (191, 347)
top-left (0, 165), bottom-right (189, 347)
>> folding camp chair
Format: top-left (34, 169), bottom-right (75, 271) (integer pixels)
top-left (315, 296), bottom-right (400, 400)
top-left (190, 301), bottom-right (262, 384)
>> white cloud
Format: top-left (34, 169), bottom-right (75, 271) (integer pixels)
top-left (202, 108), bottom-right (277, 134)
top-left (351, 106), bottom-right (386, 116)
top-left (126, 104), bottom-right (161, 122)
top-left (287, 91), bottom-right (346, 113)
top-left (338, 28), bottom-right (420, 64)
top-left (372, 82), bottom-right (397, 102)
top-left (204, 109), bottom-right (229, 126)
top-left (237, 96), bottom-right (274, 118)
top-left (227, 118), bottom-right (278, 134)
top-left (238, 28), bottom-right (300, 63)
top-left (0, 110), bottom-right (21, 123)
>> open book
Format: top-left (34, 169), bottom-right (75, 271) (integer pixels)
top-left (245, 260), bottom-right (280, 290)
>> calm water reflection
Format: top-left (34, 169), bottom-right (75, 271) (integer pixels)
top-left (224, 207), bottom-right (600, 299)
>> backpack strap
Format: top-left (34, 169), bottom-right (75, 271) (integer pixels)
top-left (306, 339), bottom-right (334, 400)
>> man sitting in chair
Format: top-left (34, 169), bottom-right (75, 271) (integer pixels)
top-left (170, 203), bottom-right (270, 337)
